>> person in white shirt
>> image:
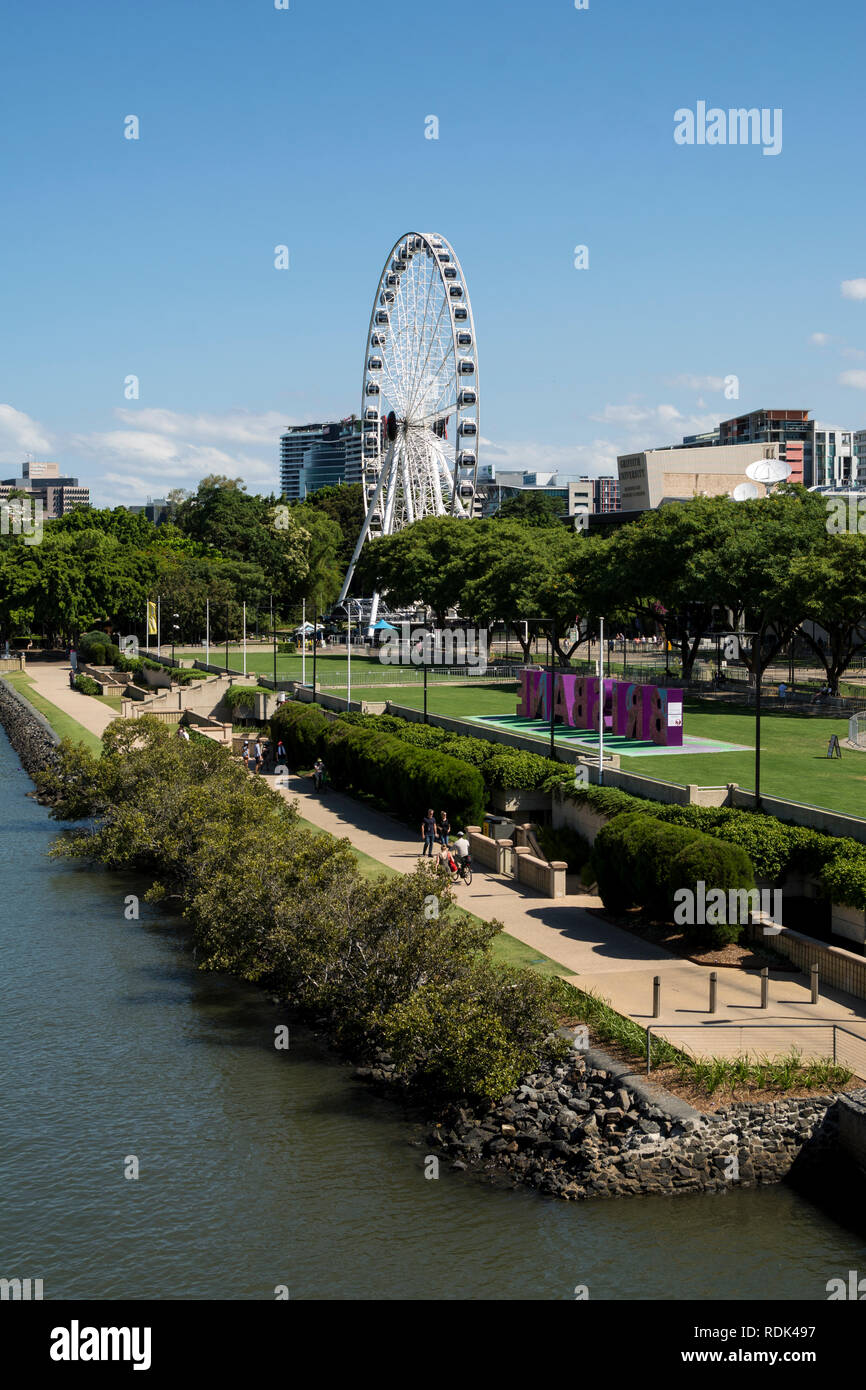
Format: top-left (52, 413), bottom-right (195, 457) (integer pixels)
top-left (452, 832), bottom-right (471, 867)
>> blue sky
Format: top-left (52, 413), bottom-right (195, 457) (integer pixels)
top-left (1, 0), bottom-right (864, 504)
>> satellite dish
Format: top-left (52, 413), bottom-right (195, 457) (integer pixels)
top-left (745, 459), bottom-right (792, 484)
top-left (733, 482), bottom-right (759, 501)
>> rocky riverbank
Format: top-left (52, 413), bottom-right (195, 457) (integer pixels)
top-left (356, 1045), bottom-right (855, 1201)
top-left (0, 677), bottom-right (60, 781)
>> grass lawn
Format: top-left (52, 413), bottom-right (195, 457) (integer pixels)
top-left (352, 682), bottom-right (519, 717)
top-left (618, 700), bottom-right (865, 819)
top-left (294, 815), bottom-right (571, 977)
top-left (2, 672), bottom-right (103, 755)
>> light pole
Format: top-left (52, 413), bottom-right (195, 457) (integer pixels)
top-left (336, 601), bottom-right (353, 706)
top-left (171, 614), bottom-right (179, 667)
top-left (598, 616), bottom-right (605, 785)
top-left (271, 595), bottom-right (277, 688)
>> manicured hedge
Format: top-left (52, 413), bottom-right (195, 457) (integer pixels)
top-left (272, 702), bottom-right (486, 828)
top-left (77, 630), bottom-right (120, 666)
top-left (592, 811), bottom-right (755, 945)
top-left (562, 783), bottom-right (866, 911)
top-left (72, 673), bottom-right (101, 696)
top-left (334, 711), bottom-right (572, 795)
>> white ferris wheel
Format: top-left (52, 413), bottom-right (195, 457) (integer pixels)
top-left (338, 231), bottom-right (479, 628)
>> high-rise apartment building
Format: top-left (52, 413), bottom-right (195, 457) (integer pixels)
top-left (854, 430), bottom-right (866, 485)
top-left (279, 419), bottom-right (363, 501)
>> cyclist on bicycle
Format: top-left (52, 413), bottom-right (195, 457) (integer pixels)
top-left (452, 830), bottom-right (471, 874)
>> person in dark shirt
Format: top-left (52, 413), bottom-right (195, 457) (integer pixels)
top-left (421, 809), bottom-right (437, 857)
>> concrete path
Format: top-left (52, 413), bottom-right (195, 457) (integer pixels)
top-left (23, 660), bottom-right (118, 738)
top-left (18, 666), bottom-right (865, 1072)
top-left (266, 771), bottom-right (866, 1074)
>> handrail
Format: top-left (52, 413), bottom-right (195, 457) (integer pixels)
top-left (644, 1021), bottom-right (866, 1076)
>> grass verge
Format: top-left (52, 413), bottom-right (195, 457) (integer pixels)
top-left (2, 673), bottom-right (103, 755)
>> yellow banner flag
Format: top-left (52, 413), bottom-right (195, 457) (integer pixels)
top-left (147, 600), bottom-right (157, 636)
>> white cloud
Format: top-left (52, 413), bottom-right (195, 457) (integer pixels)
top-left (0, 404), bottom-right (55, 465)
top-left (839, 370), bottom-right (866, 390)
top-left (68, 407), bottom-right (296, 504)
top-left (113, 408), bottom-right (291, 446)
top-left (667, 373), bottom-right (725, 390)
top-left (480, 436), bottom-right (619, 477)
top-left (589, 400), bottom-right (717, 445)
top-left (810, 332), bottom-right (830, 346)
top-left (841, 279), bottom-right (866, 301)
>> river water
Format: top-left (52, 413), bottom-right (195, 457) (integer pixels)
top-left (1, 729), bottom-right (863, 1301)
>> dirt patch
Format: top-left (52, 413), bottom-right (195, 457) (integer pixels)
top-left (587, 1035), bottom-right (860, 1111)
top-left (587, 904), bottom-right (800, 971)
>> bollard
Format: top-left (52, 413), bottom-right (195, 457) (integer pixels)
top-left (760, 967), bottom-right (769, 1009)
top-left (811, 963), bottom-right (819, 1004)
top-left (709, 971), bottom-right (717, 1014)
top-left (652, 975), bottom-right (661, 1019)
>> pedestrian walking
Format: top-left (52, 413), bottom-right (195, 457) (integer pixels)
top-left (69, 647), bottom-right (78, 672)
top-left (437, 810), bottom-right (451, 846)
top-left (253, 739), bottom-right (263, 773)
top-left (276, 738), bottom-right (287, 765)
top-left (241, 739), bottom-right (249, 770)
top-left (421, 808), bottom-right (437, 857)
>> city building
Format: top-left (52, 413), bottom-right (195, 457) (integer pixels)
top-left (617, 441), bottom-right (784, 510)
top-left (716, 408), bottom-right (809, 484)
top-left (567, 476), bottom-right (621, 516)
top-left (126, 497), bottom-right (172, 525)
top-left (812, 427), bottom-right (855, 488)
top-left (0, 461), bottom-right (90, 518)
top-left (279, 419), bottom-right (363, 501)
top-left (855, 429), bottom-right (866, 485)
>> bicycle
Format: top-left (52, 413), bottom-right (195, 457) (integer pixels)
top-left (445, 856), bottom-right (472, 886)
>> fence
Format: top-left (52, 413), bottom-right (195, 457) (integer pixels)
top-left (850, 711), bottom-right (866, 749)
top-left (645, 1022), bottom-right (866, 1079)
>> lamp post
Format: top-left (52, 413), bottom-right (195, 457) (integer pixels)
top-left (335, 601), bottom-right (354, 705)
top-left (598, 616), bottom-right (605, 785)
top-left (272, 601), bottom-right (278, 689)
top-left (312, 610), bottom-right (318, 703)
top-left (755, 632), bottom-right (762, 812)
top-left (171, 614), bottom-right (179, 667)
top-left (225, 603), bottom-right (229, 673)
top-left (549, 626), bottom-right (556, 759)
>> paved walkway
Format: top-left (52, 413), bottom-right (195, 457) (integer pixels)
top-left (17, 664), bottom-right (866, 1072)
top-left (23, 660), bottom-right (118, 738)
top-left (267, 772), bottom-right (866, 1074)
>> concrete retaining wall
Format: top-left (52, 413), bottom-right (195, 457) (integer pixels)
top-left (465, 826), bottom-right (513, 875)
top-left (746, 918), bottom-right (866, 999)
top-left (514, 846), bottom-right (568, 898)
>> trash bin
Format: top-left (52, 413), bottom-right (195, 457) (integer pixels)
top-left (483, 814), bottom-right (516, 841)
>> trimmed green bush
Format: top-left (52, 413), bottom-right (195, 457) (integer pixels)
top-left (272, 701), bottom-right (486, 827)
top-left (72, 673), bottom-right (100, 696)
top-left (592, 811), bottom-right (755, 944)
top-left (667, 836), bottom-right (755, 946)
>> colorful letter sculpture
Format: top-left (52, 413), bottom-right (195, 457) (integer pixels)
top-left (517, 670), bottom-right (683, 747)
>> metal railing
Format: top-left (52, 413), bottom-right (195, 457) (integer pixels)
top-left (645, 1021), bottom-right (866, 1079)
